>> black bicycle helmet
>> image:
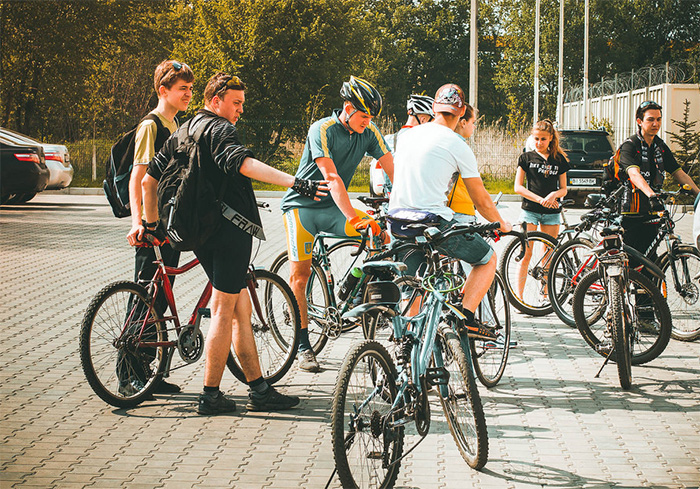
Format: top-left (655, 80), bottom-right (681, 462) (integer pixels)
top-left (340, 76), bottom-right (383, 117)
top-left (406, 94), bottom-right (435, 118)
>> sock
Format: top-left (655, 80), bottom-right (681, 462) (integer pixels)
top-left (298, 328), bottom-right (311, 352)
top-left (248, 376), bottom-right (269, 395)
top-left (461, 307), bottom-right (475, 325)
top-left (203, 385), bottom-right (219, 395)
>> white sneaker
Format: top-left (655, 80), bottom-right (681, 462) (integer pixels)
top-left (298, 349), bottom-right (320, 372)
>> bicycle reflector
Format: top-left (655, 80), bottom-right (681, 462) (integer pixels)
top-left (365, 281), bottom-right (401, 305)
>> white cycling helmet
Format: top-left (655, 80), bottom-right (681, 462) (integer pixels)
top-left (406, 94), bottom-right (435, 119)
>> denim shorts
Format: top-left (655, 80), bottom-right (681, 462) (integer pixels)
top-left (397, 216), bottom-right (493, 276)
top-left (519, 209), bottom-right (562, 226)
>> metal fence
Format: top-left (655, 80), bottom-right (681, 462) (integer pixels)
top-left (66, 123), bottom-right (523, 188)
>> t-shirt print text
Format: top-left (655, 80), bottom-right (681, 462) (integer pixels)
top-left (534, 161), bottom-right (557, 178)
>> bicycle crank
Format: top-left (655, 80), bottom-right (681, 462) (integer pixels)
top-left (177, 324), bottom-right (204, 363)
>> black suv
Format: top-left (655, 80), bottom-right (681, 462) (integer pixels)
top-left (559, 130), bottom-right (614, 197)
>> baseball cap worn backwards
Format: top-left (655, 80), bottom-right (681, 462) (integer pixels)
top-left (433, 83), bottom-right (465, 115)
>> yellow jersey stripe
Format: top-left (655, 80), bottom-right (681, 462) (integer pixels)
top-left (319, 119), bottom-right (336, 158)
top-left (369, 123), bottom-right (390, 155)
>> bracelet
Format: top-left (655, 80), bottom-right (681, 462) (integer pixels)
top-left (142, 220), bottom-right (158, 229)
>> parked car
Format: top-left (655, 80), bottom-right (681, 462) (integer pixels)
top-left (0, 127), bottom-right (73, 190)
top-left (0, 133), bottom-right (49, 204)
top-left (369, 158), bottom-right (387, 196)
top-left (559, 129), bottom-right (614, 197)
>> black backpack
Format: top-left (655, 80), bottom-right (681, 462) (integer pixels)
top-left (156, 116), bottom-right (222, 252)
top-left (103, 113), bottom-right (167, 218)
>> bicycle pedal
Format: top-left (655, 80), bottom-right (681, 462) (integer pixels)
top-left (367, 451), bottom-right (383, 460)
top-left (425, 367), bottom-right (450, 387)
top-left (198, 308), bottom-right (211, 318)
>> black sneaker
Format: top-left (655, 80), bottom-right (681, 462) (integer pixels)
top-left (153, 379), bottom-right (181, 394)
top-left (459, 318), bottom-right (498, 341)
top-left (246, 387), bottom-right (300, 412)
top-left (198, 390), bottom-right (237, 415)
top-left (118, 379), bottom-right (154, 400)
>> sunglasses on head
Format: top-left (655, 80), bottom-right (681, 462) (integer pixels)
top-left (639, 100), bottom-right (662, 111)
top-left (215, 75), bottom-right (244, 96)
top-left (171, 61), bottom-right (188, 71)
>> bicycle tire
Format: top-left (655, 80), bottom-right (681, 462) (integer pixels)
top-left (657, 246), bottom-right (700, 342)
top-left (547, 237), bottom-right (596, 327)
top-left (609, 276), bottom-right (633, 389)
top-left (269, 250), bottom-right (331, 354)
top-left (226, 269), bottom-right (301, 385)
top-left (471, 271), bottom-right (511, 388)
top-left (499, 231), bottom-right (557, 316)
top-left (331, 340), bottom-right (403, 489)
top-left (79, 281), bottom-right (166, 408)
top-left (436, 327), bottom-right (488, 470)
top-left (572, 269), bottom-right (672, 365)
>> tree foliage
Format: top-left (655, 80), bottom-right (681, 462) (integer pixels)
top-left (1, 0), bottom-right (698, 162)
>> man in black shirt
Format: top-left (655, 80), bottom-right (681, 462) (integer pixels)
top-left (618, 101), bottom-right (699, 263)
top-left (142, 72), bottom-right (327, 414)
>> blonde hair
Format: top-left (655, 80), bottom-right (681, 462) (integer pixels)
top-left (533, 119), bottom-right (568, 162)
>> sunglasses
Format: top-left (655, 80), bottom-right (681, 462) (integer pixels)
top-left (215, 75), bottom-right (244, 97)
top-left (639, 100), bottom-right (662, 111)
top-left (171, 61), bottom-right (188, 71)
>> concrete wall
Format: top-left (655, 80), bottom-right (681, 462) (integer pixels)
top-left (562, 83), bottom-right (700, 150)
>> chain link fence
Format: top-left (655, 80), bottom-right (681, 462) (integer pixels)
top-left (66, 121), bottom-right (524, 189)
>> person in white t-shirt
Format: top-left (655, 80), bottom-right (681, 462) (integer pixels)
top-left (389, 83), bottom-right (511, 339)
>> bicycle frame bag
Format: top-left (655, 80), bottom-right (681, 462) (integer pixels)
top-left (387, 208), bottom-right (440, 239)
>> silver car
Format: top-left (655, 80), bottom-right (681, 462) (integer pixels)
top-left (0, 128), bottom-right (73, 190)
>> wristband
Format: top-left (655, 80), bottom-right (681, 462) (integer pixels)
top-left (142, 219), bottom-right (158, 229)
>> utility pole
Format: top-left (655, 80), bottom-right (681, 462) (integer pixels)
top-left (582, 0), bottom-right (589, 129)
top-left (469, 0), bottom-right (478, 110)
top-left (534, 0), bottom-right (541, 123)
top-left (557, 0), bottom-right (564, 126)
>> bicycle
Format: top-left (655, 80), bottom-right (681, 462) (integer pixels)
top-left (79, 209), bottom-right (301, 408)
top-left (498, 199), bottom-right (584, 316)
top-left (570, 217), bottom-right (672, 389)
top-left (366, 226), bottom-right (524, 388)
top-left (330, 222), bottom-right (500, 488)
top-left (270, 195), bottom-right (391, 354)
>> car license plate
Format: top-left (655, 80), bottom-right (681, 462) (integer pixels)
top-left (570, 178), bottom-right (596, 185)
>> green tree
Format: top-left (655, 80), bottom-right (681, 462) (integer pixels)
top-left (668, 99), bottom-right (700, 179)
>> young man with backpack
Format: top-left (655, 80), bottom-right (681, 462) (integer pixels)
top-left (119, 60), bottom-right (194, 396)
top-left (141, 72), bottom-right (328, 414)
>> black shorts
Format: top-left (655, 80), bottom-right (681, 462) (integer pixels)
top-left (194, 220), bottom-right (253, 294)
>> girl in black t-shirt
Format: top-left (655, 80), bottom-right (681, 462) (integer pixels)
top-left (513, 119), bottom-right (570, 301)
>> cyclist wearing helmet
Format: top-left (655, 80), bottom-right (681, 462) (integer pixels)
top-left (281, 76), bottom-right (394, 372)
top-left (371, 94), bottom-right (435, 196)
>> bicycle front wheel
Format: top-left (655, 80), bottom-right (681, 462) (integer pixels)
top-left (226, 269), bottom-right (301, 385)
top-left (471, 271), bottom-right (511, 388)
top-left (609, 276), bottom-right (632, 389)
top-left (331, 340), bottom-right (403, 489)
top-left (499, 232), bottom-right (557, 316)
top-left (269, 250), bottom-right (331, 354)
top-left (657, 246), bottom-right (700, 341)
top-left (79, 281), bottom-right (166, 408)
top-left (573, 269), bottom-right (672, 365)
top-left (547, 237), bottom-right (596, 327)
top-left (435, 326), bottom-right (488, 469)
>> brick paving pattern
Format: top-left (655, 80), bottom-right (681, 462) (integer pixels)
top-left (1, 194), bottom-right (698, 488)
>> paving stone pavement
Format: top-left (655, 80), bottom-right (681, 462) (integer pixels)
top-left (1, 193), bottom-right (698, 489)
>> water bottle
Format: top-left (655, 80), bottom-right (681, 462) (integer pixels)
top-left (337, 267), bottom-right (362, 301)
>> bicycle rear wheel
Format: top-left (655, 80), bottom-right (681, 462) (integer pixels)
top-left (471, 271), bottom-right (510, 388)
top-left (572, 269), bottom-right (672, 365)
top-left (331, 340), bottom-right (403, 489)
top-left (658, 246), bottom-right (700, 341)
top-left (608, 276), bottom-right (632, 389)
top-left (226, 269), bottom-right (301, 385)
top-left (499, 232), bottom-right (557, 316)
top-left (79, 281), bottom-right (166, 408)
top-left (547, 238), bottom-right (596, 327)
top-left (270, 250), bottom-right (331, 354)
top-left (435, 325), bottom-right (488, 470)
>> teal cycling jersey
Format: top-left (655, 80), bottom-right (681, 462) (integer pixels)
top-left (281, 109), bottom-right (390, 212)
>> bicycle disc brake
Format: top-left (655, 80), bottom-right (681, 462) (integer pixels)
top-left (323, 307), bottom-right (343, 338)
top-left (177, 324), bottom-right (204, 363)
